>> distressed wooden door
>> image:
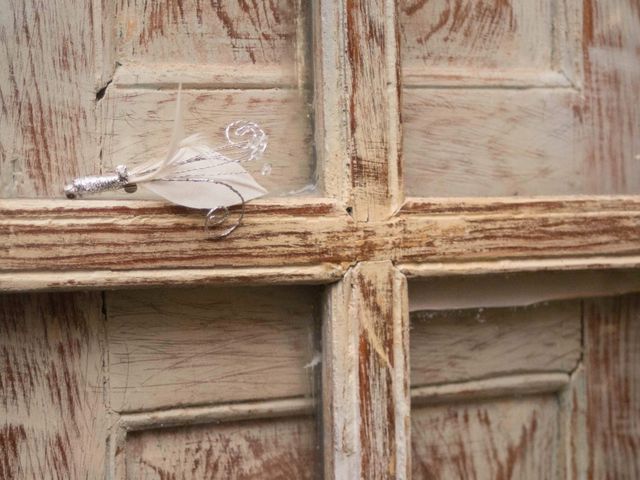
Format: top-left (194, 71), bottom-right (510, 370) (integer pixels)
top-left (1, 1), bottom-right (640, 479)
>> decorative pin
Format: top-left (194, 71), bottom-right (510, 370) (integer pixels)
top-left (64, 87), bottom-right (268, 239)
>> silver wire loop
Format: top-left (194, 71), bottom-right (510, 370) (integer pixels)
top-left (204, 182), bottom-right (246, 239)
top-left (224, 120), bottom-right (268, 162)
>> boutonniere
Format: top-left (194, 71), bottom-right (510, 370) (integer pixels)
top-left (64, 86), bottom-right (268, 238)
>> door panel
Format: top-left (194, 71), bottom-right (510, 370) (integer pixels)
top-left (584, 294), bottom-right (640, 479)
top-left (0, 292), bottom-right (108, 479)
top-left (412, 394), bottom-right (560, 479)
top-left (410, 284), bottom-right (640, 478)
top-left (400, 0), bottom-right (584, 197)
top-left (0, 1), bottom-right (100, 197)
top-left (125, 416), bottom-right (319, 480)
top-left (1, 286), bottom-right (322, 479)
top-left (401, 0), bottom-right (559, 77)
top-left (411, 301), bottom-right (581, 386)
top-left (409, 296), bottom-right (579, 478)
top-left (0, 0), bottom-right (314, 199)
top-left (103, 0), bottom-right (315, 200)
top-left (107, 286), bottom-right (319, 412)
top-left (401, 0), bottom-right (640, 196)
top-left (403, 89), bottom-right (582, 197)
top-left (114, 1), bottom-right (302, 69)
top-left (100, 88), bottom-right (313, 197)
top-left (104, 285), bottom-right (321, 479)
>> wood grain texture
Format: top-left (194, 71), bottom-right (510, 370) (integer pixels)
top-left (120, 397), bottom-right (315, 432)
top-left (582, 0), bottom-right (640, 194)
top-left (100, 87), bottom-right (313, 197)
top-left (323, 262), bottom-right (410, 479)
top-left (401, 0), bottom-right (640, 197)
top-left (403, 89), bottom-right (582, 197)
top-left (412, 373), bottom-right (570, 407)
top-left (411, 301), bottom-right (581, 387)
top-left (396, 197), bottom-right (640, 264)
top-left (322, 271), bottom-right (360, 478)
top-left (0, 0), bottom-right (311, 199)
top-left (124, 416), bottom-right (319, 480)
top-left (313, 0), bottom-right (349, 200)
top-left (115, 0), bottom-right (302, 71)
top-left (559, 366), bottom-right (588, 480)
top-left (0, 198), bottom-right (357, 273)
top-left (411, 394), bottom-right (561, 479)
top-left (400, 0), bottom-right (554, 74)
top-left (4, 1), bottom-right (640, 479)
top-left (400, 0), bottom-right (582, 87)
top-left (0, 292), bottom-right (108, 479)
top-left (403, 69), bottom-right (572, 89)
top-left (0, 265), bottom-right (343, 293)
top-left (112, 64), bottom-right (298, 89)
top-left (3, 197), bottom-right (640, 287)
top-left (584, 294), bottom-right (640, 479)
top-left (0, 0), bottom-right (102, 197)
top-left (399, 0), bottom-right (596, 197)
top-left (107, 286), bottom-right (318, 412)
top-left (402, 256), bottom-right (640, 278)
top-left (408, 269), bottom-right (640, 309)
top-left (8, 256), bottom-right (640, 293)
top-left (344, 0), bottom-right (402, 221)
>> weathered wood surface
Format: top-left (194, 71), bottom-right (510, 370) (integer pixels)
top-left (401, 0), bottom-right (553, 76)
top-left (584, 294), bottom-right (640, 478)
top-left (0, 265), bottom-right (343, 293)
top-left (344, 0), bottom-right (402, 221)
top-left (402, 257), bottom-right (640, 278)
top-left (408, 270), bottom-right (640, 310)
top-left (3, 197), bottom-right (640, 288)
top-left (411, 393), bottom-right (561, 479)
top-left (100, 88), bottom-right (313, 197)
top-left (313, 0), bottom-right (347, 201)
top-left (103, 1), bottom-right (315, 201)
top-left (0, 0), bottom-right (311, 200)
top-left (403, 89), bottom-right (582, 197)
top-left (412, 373), bottom-right (570, 407)
top-left (0, 198), bottom-right (357, 273)
top-left (401, 0), bottom-right (582, 86)
top-left (124, 415), bottom-right (318, 480)
top-left (119, 397), bottom-right (315, 432)
top-left (107, 286), bottom-right (318, 412)
top-left (112, 64), bottom-right (298, 90)
top-left (396, 197), bottom-right (640, 264)
top-left (560, 365), bottom-right (588, 480)
top-left (0, 292), bottom-right (108, 479)
top-left (400, 0), bottom-right (584, 197)
top-left (582, 0), bottom-right (640, 194)
top-left (401, 0), bottom-right (640, 198)
top-left (411, 301), bottom-right (581, 387)
top-left (323, 262), bottom-right (410, 479)
top-left (2, 1), bottom-right (640, 480)
top-left (115, 0), bottom-right (303, 72)
top-left (401, 0), bottom-right (640, 197)
top-left (0, 0), bottom-right (102, 197)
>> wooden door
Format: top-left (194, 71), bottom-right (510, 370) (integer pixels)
top-left (1, 1), bottom-right (639, 479)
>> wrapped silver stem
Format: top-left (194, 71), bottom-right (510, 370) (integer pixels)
top-left (64, 165), bottom-right (134, 199)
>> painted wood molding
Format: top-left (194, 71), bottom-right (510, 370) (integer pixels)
top-left (2, 195), bottom-right (640, 291)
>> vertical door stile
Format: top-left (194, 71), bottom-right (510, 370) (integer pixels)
top-left (323, 262), bottom-right (410, 479)
top-left (319, 0), bottom-right (409, 478)
top-left (343, 0), bottom-right (403, 221)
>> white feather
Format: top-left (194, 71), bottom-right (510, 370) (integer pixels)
top-left (142, 155), bottom-right (267, 209)
top-left (126, 85), bottom-right (268, 209)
